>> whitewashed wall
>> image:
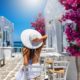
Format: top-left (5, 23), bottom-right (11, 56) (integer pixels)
top-left (44, 0), bottom-right (77, 80)
top-left (44, 0), bottom-right (64, 52)
top-left (0, 16), bottom-right (14, 47)
top-left (67, 57), bottom-right (77, 80)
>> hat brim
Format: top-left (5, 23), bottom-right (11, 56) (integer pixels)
top-left (21, 29), bottom-right (43, 49)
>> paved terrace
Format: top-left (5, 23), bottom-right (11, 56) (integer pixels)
top-left (0, 55), bottom-right (22, 80)
top-left (0, 53), bottom-right (80, 80)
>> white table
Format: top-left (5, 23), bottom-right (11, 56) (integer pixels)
top-left (40, 48), bottom-right (62, 57)
top-left (40, 52), bottom-right (62, 57)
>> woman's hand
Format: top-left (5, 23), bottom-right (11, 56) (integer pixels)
top-left (32, 38), bottom-right (42, 42)
top-left (21, 65), bottom-right (27, 71)
top-left (32, 35), bottom-right (48, 43)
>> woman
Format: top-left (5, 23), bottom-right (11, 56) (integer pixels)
top-left (16, 29), bottom-right (47, 80)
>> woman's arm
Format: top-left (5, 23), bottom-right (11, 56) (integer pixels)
top-left (32, 35), bottom-right (47, 64)
top-left (32, 35), bottom-right (47, 42)
top-left (22, 47), bottom-right (30, 65)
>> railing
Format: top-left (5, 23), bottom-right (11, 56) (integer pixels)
top-left (0, 47), bottom-right (5, 66)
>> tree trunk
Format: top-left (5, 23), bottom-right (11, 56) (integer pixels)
top-left (75, 57), bottom-right (80, 80)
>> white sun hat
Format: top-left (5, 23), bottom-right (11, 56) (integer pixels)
top-left (21, 29), bottom-right (43, 49)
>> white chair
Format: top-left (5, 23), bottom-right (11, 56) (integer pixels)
top-left (40, 48), bottom-right (62, 63)
top-left (44, 57), bottom-right (53, 79)
top-left (48, 60), bottom-right (69, 80)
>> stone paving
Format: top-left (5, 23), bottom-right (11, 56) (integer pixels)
top-left (0, 56), bottom-right (22, 80)
top-left (0, 55), bottom-right (80, 80)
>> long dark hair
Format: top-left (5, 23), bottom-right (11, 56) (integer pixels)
top-left (29, 49), bottom-right (35, 59)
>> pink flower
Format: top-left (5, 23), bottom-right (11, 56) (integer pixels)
top-left (59, 0), bottom-right (80, 10)
top-left (75, 38), bottom-right (80, 46)
top-left (59, 0), bottom-right (80, 56)
top-left (31, 13), bottom-right (45, 35)
top-left (65, 25), bottom-right (74, 42)
top-left (66, 0), bottom-right (77, 7)
top-left (66, 46), bottom-right (75, 54)
top-left (73, 52), bottom-right (80, 56)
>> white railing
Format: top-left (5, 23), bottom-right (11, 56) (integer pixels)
top-left (0, 48), bottom-right (5, 66)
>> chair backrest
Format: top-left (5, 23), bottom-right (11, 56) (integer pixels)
top-left (43, 57), bottom-right (69, 80)
top-left (52, 60), bottom-right (69, 80)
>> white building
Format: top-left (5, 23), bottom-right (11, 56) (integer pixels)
top-left (0, 16), bottom-right (14, 47)
top-left (44, 0), bottom-right (65, 53)
top-left (44, 0), bottom-right (77, 80)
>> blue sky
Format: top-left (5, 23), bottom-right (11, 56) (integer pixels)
top-left (0, 0), bottom-right (46, 41)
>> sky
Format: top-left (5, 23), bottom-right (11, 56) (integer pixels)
top-left (0, 0), bottom-right (47, 41)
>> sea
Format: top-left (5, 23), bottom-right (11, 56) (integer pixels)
top-left (13, 41), bottom-right (23, 52)
top-left (13, 41), bottom-right (23, 47)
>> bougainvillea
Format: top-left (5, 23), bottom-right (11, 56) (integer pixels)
top-left (59, 0), bottom-right (80, 10)
top-left (59, 0), bottom-right (80, 56)
top-left (31, 13), bottom-right (45, 35)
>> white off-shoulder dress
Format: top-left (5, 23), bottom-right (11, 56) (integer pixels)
top-left (16, 63), bottom-right (42, 80)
